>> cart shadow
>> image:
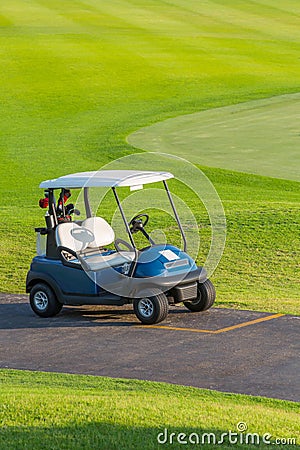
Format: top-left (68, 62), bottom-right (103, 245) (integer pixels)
top-left (0, 302), bottom-right (191, 330)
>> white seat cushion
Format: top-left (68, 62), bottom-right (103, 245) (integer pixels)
top-left (56, 219), bottom-right (135, 273)
top-left (81, 251), bottom-right (135, 272)
top-left (81, 217), bottom-right (115, 248)
top-left (55, 222), bottom-right (85, 252)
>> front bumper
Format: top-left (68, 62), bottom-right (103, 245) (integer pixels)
top-left (127, 266), bottom-right (207, 298)
top-left (140, 266), bottom-right (207, 289)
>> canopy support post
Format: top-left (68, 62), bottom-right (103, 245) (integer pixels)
top-left (163, 180), bottom-right (187, 252)
top-left (84, 187), bottom-right (92, 218)
top-left (112, 187), bottom-right (138, 278)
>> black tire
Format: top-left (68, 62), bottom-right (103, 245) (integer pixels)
top-left (133, 293), bottom-right (169, 325)
top-left (29, 283), bottom-right (63, 318)
top-left (184, 279), bottom-right (216, 312)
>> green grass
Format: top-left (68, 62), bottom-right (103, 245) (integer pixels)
top-left (0, 1), bottom-right (299, 314)
top-left (0, 369), bottom-right (299, 450)
top-left (192, 168), bottom-right (299, 313)
top-left (128, 93), bottom-right (300, 182)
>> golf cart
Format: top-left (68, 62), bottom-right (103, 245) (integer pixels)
top-left (26, 170), bottom-right (216, 324)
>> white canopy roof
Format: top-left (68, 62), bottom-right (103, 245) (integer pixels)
top-left (39, 170), bottom-right (174, 189)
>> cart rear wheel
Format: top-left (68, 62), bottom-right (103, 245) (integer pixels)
top-left (184, 279), bottom-right (216, 312)
top-left (30, 283), bottom-right (63, 318)
top-left (133, 293), bottom-right (169, 324)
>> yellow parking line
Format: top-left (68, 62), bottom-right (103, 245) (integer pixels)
top-left (214, 313), bottom-right (284, 334)
top-left (140, 325), bottom-right (217, 333)
top-left (138, 313), bottom-right (284, 334)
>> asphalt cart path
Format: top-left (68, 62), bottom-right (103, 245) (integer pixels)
top-left (0, 294), bottom-right (299, 402)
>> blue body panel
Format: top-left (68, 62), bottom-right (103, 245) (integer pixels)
top-left (134, 244), bottom-right (197, 277)
top-left (30, 256), bottom-right (97, 295)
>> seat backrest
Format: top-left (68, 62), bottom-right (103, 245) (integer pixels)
top-left (55, 222), bottom-right (87, 252)
top-left (81, 217), bottom-right (115, 248)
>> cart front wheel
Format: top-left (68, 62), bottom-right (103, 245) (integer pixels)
top-left (133, 293), bottom-right (169, 324)
top-left (184, 279), bottom-right (216, 312)
top-left (30, 283), bottom-right (63, 318)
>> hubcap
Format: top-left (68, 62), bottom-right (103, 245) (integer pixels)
top-left (138, 298), bottom-right (154, 318)
top-left (33, 291), bottom-right (48, 311)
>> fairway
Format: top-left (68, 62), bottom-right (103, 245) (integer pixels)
top-left (128, 93), bottom-right (300, 182)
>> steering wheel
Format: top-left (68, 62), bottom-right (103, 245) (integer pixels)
top-left (114, 238), bottom-right (135, 253)
top-left (129, 213), bottom-right (149, 234)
